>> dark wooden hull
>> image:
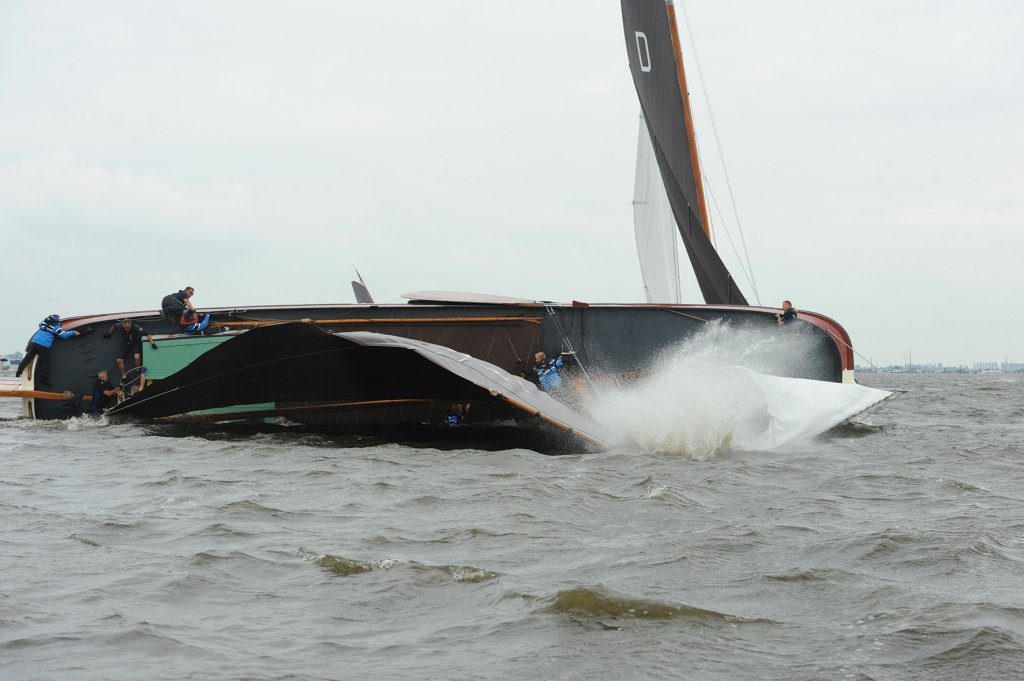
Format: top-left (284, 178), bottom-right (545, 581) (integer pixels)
top-left (24, 302), bottom-right (851, 421)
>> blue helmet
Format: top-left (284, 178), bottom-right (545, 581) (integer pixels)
top-left (43, 314), bottom-right (60, 325)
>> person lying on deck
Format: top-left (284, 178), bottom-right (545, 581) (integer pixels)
top-left (180, 309), bottom-right (211, 336)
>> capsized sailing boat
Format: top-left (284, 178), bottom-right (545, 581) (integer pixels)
top-left (4, 0), bottom-right (881, 447)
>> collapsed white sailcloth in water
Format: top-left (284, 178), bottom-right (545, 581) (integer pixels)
top-left (591, 365), bottom-right (893, 457)
top-left (734, 370), bottom-right (891, 451)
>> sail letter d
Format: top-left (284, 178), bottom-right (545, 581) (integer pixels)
top-left (635, 32), bottom-right (652, 72)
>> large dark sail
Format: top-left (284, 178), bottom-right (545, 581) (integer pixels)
top-left (620, 0), bottom-right (747, 305)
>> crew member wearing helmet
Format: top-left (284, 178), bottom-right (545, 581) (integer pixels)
top-left (180, 308), bottom-right (211, 336)
top-left (15, 314), bottom-right (80, 387)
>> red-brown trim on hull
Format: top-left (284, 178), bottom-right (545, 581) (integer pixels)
top-left (56, 301), bottom-right (855, 374)
top-left (633, 302), bottom-right (856, 372)
top-left (715, 305), bottom-right (855, 372)
top-left (787, 311), bottom-right (854, 372)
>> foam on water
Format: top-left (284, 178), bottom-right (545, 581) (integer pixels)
top-left (587, 321), bottom-right (891, 458)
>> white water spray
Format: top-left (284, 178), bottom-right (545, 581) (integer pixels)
top-left (587, 322), bottom-right (890, 459)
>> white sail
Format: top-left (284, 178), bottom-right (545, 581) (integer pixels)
top-left (632, 115), bottom-right (681, 304)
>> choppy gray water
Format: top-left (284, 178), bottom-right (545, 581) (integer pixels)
top-left (1, 372), bottom-right (1022, 680)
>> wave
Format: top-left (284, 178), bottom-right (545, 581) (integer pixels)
top-left (186, 522), bottom-right (256, 539)
top-left (67, 533), bottom-right (102, 547)
top-left (760, 567), bottom-right (867, 583)
top-left (297, 548), bottom-right (386, 576)
top-left (296, 548), bottom-right (500, 583)
top-left (219, 499), bottom-right (293, 517)
top-left (3, 619), bottom-right (192, 654)
top-left (827, 421), bottom-right (886, 438)
top-left (441, 565), bottom-right (500, 583)
top-left (828, 528), bottom-right (1016, 572)
top-left (546, 586), bottom-right (764, 624)
top-left (921, 626), bottom-right (1023, 664)
top-left (867, 624), bottom-right (1024, 670)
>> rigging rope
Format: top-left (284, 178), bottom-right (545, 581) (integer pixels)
top-left (702, 176), bottom-right (761, 300)
top-left (678, 1), bottom-right (762, 305)
top-left (821, 329), bottom-right (909, 393)
top-left (543, 304), bottom-right (600, 395)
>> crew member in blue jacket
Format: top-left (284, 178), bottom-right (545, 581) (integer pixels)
top-left (533, 351), bottom-right (564, 392)
top-left (180, 308), bottom-right (211, 336)
top-left (441, 403), bottom-right (471, 427)
top-left (15, 314), bottom-right (80, 386)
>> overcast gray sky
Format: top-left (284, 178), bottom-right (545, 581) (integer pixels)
top-left (1, 1), bottom-right (1020, 366)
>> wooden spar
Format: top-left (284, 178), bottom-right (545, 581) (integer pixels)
top-left (0, 389), bottom-right (92, 401)
top-left (491, 390), bottom-right (608, 449)
top-left (210, 316), bottom-right (542, 328)
top-left (665, 0), bottom-right (712, 241)
top-left (153, 399), bottom-right (434, 423)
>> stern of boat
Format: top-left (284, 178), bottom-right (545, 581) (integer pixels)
top-left (0, 360), bottom-right (37, 419)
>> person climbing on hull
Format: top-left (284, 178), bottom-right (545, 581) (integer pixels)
top-left (15, 315), bottom-right (80, 387)
top-left (161, 286), bottom-right (195, 323)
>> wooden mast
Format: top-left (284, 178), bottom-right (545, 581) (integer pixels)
top-left (665, 0), bottom-right (712, 241)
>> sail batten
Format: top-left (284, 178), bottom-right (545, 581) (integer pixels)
top-left (621, 0), bottom-right (747, 306)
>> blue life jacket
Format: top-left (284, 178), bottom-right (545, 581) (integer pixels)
top-left (30, 321), bottom-right (75, 348)
top-left (442, 414), bottom-right (461, 428)
top-left (536, 357), bottom-right (564, 391)
top-left (183, 313), bottom-right (211, 336)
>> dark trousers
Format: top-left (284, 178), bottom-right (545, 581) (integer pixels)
top-left (16, 342), bottom-right (51, 384)
top-left (91, 391), bottom-right (115, 415)
top-left (62, 393), bottom-right (83, 418)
